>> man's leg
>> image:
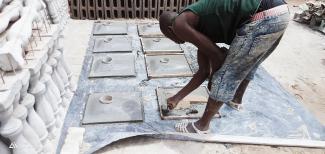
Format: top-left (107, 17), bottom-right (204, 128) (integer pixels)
top-left (231, 34), bottom-right (284, 106)
top-left (168, 50), bottom-right (216, 109)
top-left (176, 19), bottom-right (289, 133)
top-left (231, 79), bottom-right (250, 104)
top-left (185, 98), bottom-right (223, 132)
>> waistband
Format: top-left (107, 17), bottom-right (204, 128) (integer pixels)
top-left (251, 4), bottom-right (289, 21)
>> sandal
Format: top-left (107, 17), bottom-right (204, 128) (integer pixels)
top-left (175, 120), bottom-right (210, 134)
top-left (226, 101), bottom-right (242, 111)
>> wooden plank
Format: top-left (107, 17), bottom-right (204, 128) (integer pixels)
top-left (156, 86), bottom-right (212, 120)
top-left (163, 133), bottom-right (325, 149)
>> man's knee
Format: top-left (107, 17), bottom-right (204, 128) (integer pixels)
top-left (197, 68), bottom-right (210, 77)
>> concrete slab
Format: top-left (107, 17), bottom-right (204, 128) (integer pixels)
top-left (82, 92), bottom-right (143, 124)
top-left (93, 36), bottom-right (132, 53)
top-left (138, 23), bottom-right (164, 37)
top-left (93, 22), bottom-right (128, 35)
top-left (145, 54), bottom-right (193, 78)
top-left (157, 86), bottom-right (211, 120)
top-left (141, 37), bottom-right (183, 55)
top-left (89, 53), bottom-right (136, 78)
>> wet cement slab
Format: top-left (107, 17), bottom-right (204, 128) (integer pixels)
top-left (157, 86), bottom-right (211, 120)
top-left (82, 92), bottom-right (143, 124)
top-left (141, 37), bottom-right (183, 54)
top-left (93, 36), bottom-right (132, 53)
top-left (138, 23), bottom-right (164, 37)
top-left (57, 21), bottom-right (325, 154)
top-left (145, 54), bottom-right (193, 78)
top-left (93, 22), bottom-right (128, 35)
top-left (89, 53), bottom-right (136, 77)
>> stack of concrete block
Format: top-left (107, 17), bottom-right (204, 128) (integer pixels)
top-left (0, 0), bottom-right (72, 153)
top-left (293, 1), bottom-right (325, 33)
top-left (69, 0), bottom-right (198, 19)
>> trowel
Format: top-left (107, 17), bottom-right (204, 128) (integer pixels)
top-left (161, 104), bottom-right (170, 115)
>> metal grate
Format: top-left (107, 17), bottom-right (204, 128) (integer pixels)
top-left (69, 0), bottom-right (197, 19)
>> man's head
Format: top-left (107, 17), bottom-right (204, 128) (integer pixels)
top-left (159, 12), bottom-right (185, 44)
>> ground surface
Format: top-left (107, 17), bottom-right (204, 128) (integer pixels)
top-left (62, 2), bottom-right (325, 153)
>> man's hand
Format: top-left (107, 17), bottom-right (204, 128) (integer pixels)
top-left (167, 96), bottom-right (179, 110)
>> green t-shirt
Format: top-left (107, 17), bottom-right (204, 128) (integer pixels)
top-left (182, 0), bottom-right (260, 44)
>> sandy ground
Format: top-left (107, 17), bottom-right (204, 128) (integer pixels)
top-left (61, 1), bottom-right (325, 153)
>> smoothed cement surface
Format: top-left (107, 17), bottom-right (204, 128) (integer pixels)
top-left (89, 53), bottom-right (135, 77)
top-left (82, 92), bottom-right (143, 124)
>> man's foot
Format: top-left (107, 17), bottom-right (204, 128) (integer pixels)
top-left (167, 96), bottom-right (182, 110)
top-left (175, 120), bottom-right (210, 134)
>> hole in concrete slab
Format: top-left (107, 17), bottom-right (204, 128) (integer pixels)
top-left (73, 10), bottom-right (78, 17)
top-left (145, 0), bottom-right (148, 7)
top-left (160, 57), bottom-right (169, 63)
top-left (152, 0), bottom-right (156, 7)
top-left (98, 11), bottom-right (103, 18)
top-left (106, 11), bottom-right (110, 17)
top-left (99, 95), bottom-right (113, 104)
top-left (105, 0), bottom-right (110, 7)
top-left (114, 10), bottom-right (118, 17)
top-left (136, 11), bottom-right (140, 18)
top-left (113, 0), bottom-right (117, 7)
top-left (153, 38), bottom-right (161, 42)
top-left (101, 56), bottom-right (113, 64)
top-left (121, 0), bottom-right (125, 7)
top-left (127, 0), bottom-right (132, 7)
top-left (82, 10), bottom-right (86, 17)
top-left (104, 37), bottom-right (112, 42)
top-left (90, 10), bottom-right (95, 18)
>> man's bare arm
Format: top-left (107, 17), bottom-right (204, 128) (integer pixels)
top-left (173, 12), bottom-right (225, 62)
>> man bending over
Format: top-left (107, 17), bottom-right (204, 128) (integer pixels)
top-left (159, 0), bottom-right (289, 133)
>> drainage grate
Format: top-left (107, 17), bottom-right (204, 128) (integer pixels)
top-left (69, 0), bottom-right (198, 19)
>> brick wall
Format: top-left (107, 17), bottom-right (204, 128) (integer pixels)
top-left (69, 0), bottom-right (198, 19)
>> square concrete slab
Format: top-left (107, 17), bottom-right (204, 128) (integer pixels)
top-left (138, 23), bottom-right (164, 37)
top-left (145, 54), bottom-right (193, 78)
top-left (82, 92), bottom-right (143, 124)
top-left (156, 86), bottom-right (212, 120)
top-left (89, 53), bottom-right (136, 78)
top-left (93, 36), bottom-right (132, 53)
top-left (141, 37), bottom-right (183, 55)
top-left (93, 22), bottom-right (128, 35)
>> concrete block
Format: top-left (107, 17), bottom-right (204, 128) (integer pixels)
top-left (89, 53), bottom-right (136, 77)
top-left (93, 36), bottom-right (132, 53)
top-left (93, 22), bottom-right (128, 35)
top-left (82, 92), bottom-right (143, 124)
top-left (138, 23), bottom-right (164, 37)
top-left (145, 54), bottom-right (193, 78)
top-left (141, 37), bottom-right (183, 54)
